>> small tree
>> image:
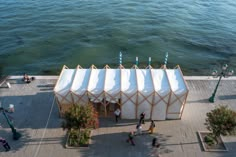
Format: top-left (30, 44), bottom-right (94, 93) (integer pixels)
top-left (62, 104), bottom-right (99, 132)
top-left (205, 105), bottom-right (236, 143)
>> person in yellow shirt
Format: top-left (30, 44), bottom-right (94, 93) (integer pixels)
top-left (148, 120), bottom-right (156, 134)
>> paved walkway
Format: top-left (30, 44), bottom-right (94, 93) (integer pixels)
top-left (0, 77), bottom-right (236, 157)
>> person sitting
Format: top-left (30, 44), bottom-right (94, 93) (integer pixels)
top-left (23, 73), bottom-right (31, 83)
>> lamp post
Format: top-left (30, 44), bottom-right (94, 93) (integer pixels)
top-left (0, 107), bottom-right (21, 140)
top-left (209, 64), bottom-right (234, 103)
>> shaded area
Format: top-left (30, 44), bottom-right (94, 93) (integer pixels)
top-left (218, 95), bottom-right (236, 100)
top-left (0, 129), bottom-right (30, 153)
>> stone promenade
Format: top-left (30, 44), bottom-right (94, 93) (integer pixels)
top-left (0, 76), bottom-right (236, 157)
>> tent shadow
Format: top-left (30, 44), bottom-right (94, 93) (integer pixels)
top-left (79, 131), bottom-right (173, 157)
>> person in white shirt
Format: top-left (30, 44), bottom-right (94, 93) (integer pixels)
top-left (114, 108), bottom-right (121, 123)
top-left (136, 123), bottom-right (142, 135)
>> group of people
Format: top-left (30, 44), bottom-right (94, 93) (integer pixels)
top-left (23, 73), bottom-right (35, 83)
top-left (113, 109), bottom-right (160, 150)
top-left (136, 112), bottom-right (156, 135)
top-left (126, 112), bottom-right (157, 146)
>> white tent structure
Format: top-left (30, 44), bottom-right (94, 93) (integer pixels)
top-left (166, 68), bottom-right (189, 119)
top-left (136, 69), bottom-right (154, 120)
top-left (71, 65), bottom-right (91, 106)
top-left (54, 65), bottom-right (76, 113)
top-left (54, 65), bottom-right (188, 120)
top-left (121, 69), bottom-right (137, 119)
top-left (151, 69), bottom-right (171, 120)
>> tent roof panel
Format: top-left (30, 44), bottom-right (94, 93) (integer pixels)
top-left (104, 69), bottom-right (120, 94)
top-left (121, 69), bottom-right (137, 94)
top-left (71, 69), bottom-right (91, 95)
top-left (136, 69), bottom-right (154, 94)
top-left (166, 69), bottom-right (187, 93)
top-left (87, 69), bottom-right (105, 94)
top-left (54, 69), bottom-right (76, 93)
top-left (151, 69), bottom-right (170, 94)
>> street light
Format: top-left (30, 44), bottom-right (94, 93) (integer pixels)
top-left (0, 107), bottom-right (21, 140)
top-left (209, 64), bottom-right (234, 103)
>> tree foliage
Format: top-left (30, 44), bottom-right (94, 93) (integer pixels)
top-left (205, 105), bottom-right (236, 142)
top-left (62, 104), bottom-right (99, 131)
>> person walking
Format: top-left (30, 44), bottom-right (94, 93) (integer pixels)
top-left (152, 137), bottom-right (161, 157)
top-left (114, 108), bottom-right (121, 123)
top-left (148, 120), bottom-right (156, 134)
top-left (139, 112), bottom-right (145, 124)
top-left (0, 137), bottom-right (11, 152)
top-left (126, 131), bottom-right (135, 146)
top-left (136, 123), bottom-right (142, 135)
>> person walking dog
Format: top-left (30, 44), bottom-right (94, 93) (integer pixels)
top-left (0, 137), bottom-right (11, 151)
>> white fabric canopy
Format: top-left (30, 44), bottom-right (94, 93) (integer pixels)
top-left (87, 69), bottom-right (105, 103)
top-left (104, 69), bottom-right (121, 103)
top-left (151, 69), bottom-right (170, 120)
top-left (166, 68), bottom-right (188, 119)
top-left (54, 69), bottom-right (76, 104)
top-left (136, 69), bottom-right (154, 119)
top-left (54, 65), bottom-right (188, 120)
top-left (71, 69), bottom-right (91, 105)
top-left (121, 69), bottom-right (137, 119)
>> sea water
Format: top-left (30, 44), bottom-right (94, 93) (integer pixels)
top-left (0, 0), bottom-right (236, 75)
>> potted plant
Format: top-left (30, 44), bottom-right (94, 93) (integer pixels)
top-left (62, 104), bottom-right (99, 148)
top-left (199, 105), bottom-right (236, 151)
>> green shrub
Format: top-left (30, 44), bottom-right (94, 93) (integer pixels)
top-left (204, 134), bottom-right (214, 145)
top-left (79, 129), bottom-right (90, 145)
top-left (68, 129), bottom-right (91, 146)
top-left (205, 105), bottom-right (236, 143)
top-left (68, 129), bottom-right (79, 147)
top-left (62, 104), bottom-right (99, 131)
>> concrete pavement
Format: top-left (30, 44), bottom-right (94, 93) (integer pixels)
top-left (0, 77), bottom-right (236, 157)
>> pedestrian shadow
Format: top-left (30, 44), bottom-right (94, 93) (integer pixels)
top-left (98, 117), bottom-right (139, 128)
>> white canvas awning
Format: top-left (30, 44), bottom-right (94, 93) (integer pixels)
top-left (54, 65), bottom-right (188, 120)
top-left (136, 69), bottom-right (154, 119)
top-left (151, 69), bottom-right (171, 120)
top-left (71, 69), bottom-right (91, 105)
top-left (166, 67), bottom-right (188, 119)
top-left (121, 69), bottom-right (137, 119)
top-left (54, 67), bottom-right (76, 105)
top-left (87, 69), bottom-right (105, 103)
top-left (104, 69), bottom-right (121, 103)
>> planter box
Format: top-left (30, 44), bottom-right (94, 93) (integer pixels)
top-left (198, 131), bottom-right (228, 152)
top-left (65, 130), bottom-right (92, 148)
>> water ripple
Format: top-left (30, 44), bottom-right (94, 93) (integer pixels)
top-left (0, 0), bottom-right (236, 75)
